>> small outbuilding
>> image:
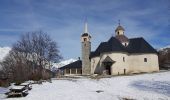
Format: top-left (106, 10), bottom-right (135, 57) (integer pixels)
top-left (59, 60), bottom-right (82, 75)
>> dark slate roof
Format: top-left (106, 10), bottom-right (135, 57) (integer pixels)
top-left (90, 36), bottom-right (157, 58)
top-left (103, 56), bottom-right (115, 63)
top-left (115, 35), bottom-right (129, 43)
top-left (82, 33), bottom-right (88, 36)
top-left (81, 33), bottom-right (91, 39)
top-left (59, 60), bottom-right (82, 70)
top-left (126, 37), bottom-right (157, 53)
top-left (115, 25), bottom-right (125, 32)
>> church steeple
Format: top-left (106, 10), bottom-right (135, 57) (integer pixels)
top-left (81, 21), bottom-right (91, 42)
top-left (81, 21), bottom-right (91, 75)
top-left (84, 21), bottom-right (88, 33)
top-left (115, 20), bottom-right (125, 36)
top-left (115, 20), bottom-right (129, 46)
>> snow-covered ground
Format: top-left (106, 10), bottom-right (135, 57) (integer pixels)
top-left (1, 71), bottom-right (170, 100)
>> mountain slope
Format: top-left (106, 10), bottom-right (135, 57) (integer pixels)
top-left (0, 47), bottom-right (11, 61)
top-left (52, 58), bottom-right (77, 69)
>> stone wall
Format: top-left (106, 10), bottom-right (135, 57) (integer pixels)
top-left (82, 41), bottom-right (91, 75)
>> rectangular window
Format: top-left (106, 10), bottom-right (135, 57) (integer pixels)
top-left (125, 43), bottom-right (127, 46)
top-left (123, 57), bottom-right (125, 62)
top-left (66, 69), bottom-right (70, 74)
top-left (144, 58), bottom-right (147, 62)
top-left (77, 69), bottom-right (82, 74)
top-left (71, 68), bottom-right (76, 74)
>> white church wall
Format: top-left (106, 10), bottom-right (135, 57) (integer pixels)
top-left (91, 57), bottom-right (100, 74)
top-left (99, 52), bottom-right (130, 75)
top-left (128, 53), bottom-right (159, 73)
top-left (109, 53), bottom-right (130, 75)
top-left (91, 52), bottom-right (159, 75)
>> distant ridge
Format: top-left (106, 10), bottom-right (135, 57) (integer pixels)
top-left (52, 58), bottom-right (77, 69)
top-left (0, 47), bottom-right (11, 61)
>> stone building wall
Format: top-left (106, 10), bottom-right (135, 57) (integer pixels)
top-left (82, 41), bottom-right (91, 75)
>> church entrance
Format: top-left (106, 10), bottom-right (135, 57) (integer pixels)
top-left (102, 56), bottom-right (115, 75)
top-left (103, 62), bottom-right (112, 75)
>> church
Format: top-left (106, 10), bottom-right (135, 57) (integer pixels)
top-left (60, 22), bottom-right (159, 75)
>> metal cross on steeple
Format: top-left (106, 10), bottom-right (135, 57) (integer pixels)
top-left (118, 20), bottom-right (120, 26)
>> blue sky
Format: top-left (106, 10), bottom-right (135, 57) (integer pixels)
top-left (0, 0), bottom-right (170, 60)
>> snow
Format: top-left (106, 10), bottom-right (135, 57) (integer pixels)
top-left (20, 83), bottom-right (29, 86)
top-left (1, 71), bottom-right (170, 100)
top-left (10, 86), bottom-right (25, 90)
top-left (0, 47), bottom-right (11, 70)
top-left (0, 87), bottom-right (9, 99)
top-left (52, 58), bottom-right (77, 69)
top-left (0, 47), bottom-right (11, 61)
top-left (158, 45), bottom-right (170, 51)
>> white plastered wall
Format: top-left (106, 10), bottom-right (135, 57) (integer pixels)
top-left (127, 54), bottom-right (159, 73)
top-left (91, 57), bottom-right (100, 74)
top-left (101, 53), bottom-right (129, 75)
top-left (90, 52), bottom-right (159, 75)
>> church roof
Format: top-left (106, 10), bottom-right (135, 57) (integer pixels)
top-left (90, 37), bottom-right (157, 58)
top-left (81, 33), bottom-right (91, 38)
top-left (126, 37), bottom-right (157, 53)
top-left (103, 56), bottom-right (115, 63)
top-left (59, 60), bottom-right (82, 70)
top-left (81, 33), bottom-right (89, 37)
top-left (115, 25), bottom-right (125, 32)
top-left (115, 35), bottom-right (129, 43)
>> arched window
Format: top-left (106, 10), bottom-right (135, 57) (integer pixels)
top-left (84, 38), bottom-right (87, 41)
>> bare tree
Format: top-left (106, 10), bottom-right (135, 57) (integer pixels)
top-left (2, 31), bottom-right (62, 83)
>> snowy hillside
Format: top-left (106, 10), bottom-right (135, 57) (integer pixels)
top-left (0, 47), bottom-right (11, 61)
top-left (52, 58), bottom-right (77, 69)
top-left (1, 71), bottom-right (170, 100)
top-left (158, 45), bottom-right (170, 55)
top-left (158, 45), bottom-right (170, 51)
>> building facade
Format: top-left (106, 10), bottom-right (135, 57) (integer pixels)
top-left (81, 22), bottom-right (91, 75)
top-left (60, 21), bottom-right (159, 76)
top-left (82, 23), bottom-right (159, 75)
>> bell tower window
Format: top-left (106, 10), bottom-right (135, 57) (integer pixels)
top-left (84, 38), bottom-right (87, 41)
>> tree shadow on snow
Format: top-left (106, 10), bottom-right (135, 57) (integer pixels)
top-left (131, 80), bottom-right (170, 97)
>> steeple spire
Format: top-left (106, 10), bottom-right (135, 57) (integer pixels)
top-left (115, 20), bottom-right (125, 36)
top-left (84, 20), bottom-right (88, 33)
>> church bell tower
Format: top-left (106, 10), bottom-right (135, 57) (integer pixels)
top-left (81, 22), bottom-right (91, 75)
top-left (115, 20), bottom-right (129, 46)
